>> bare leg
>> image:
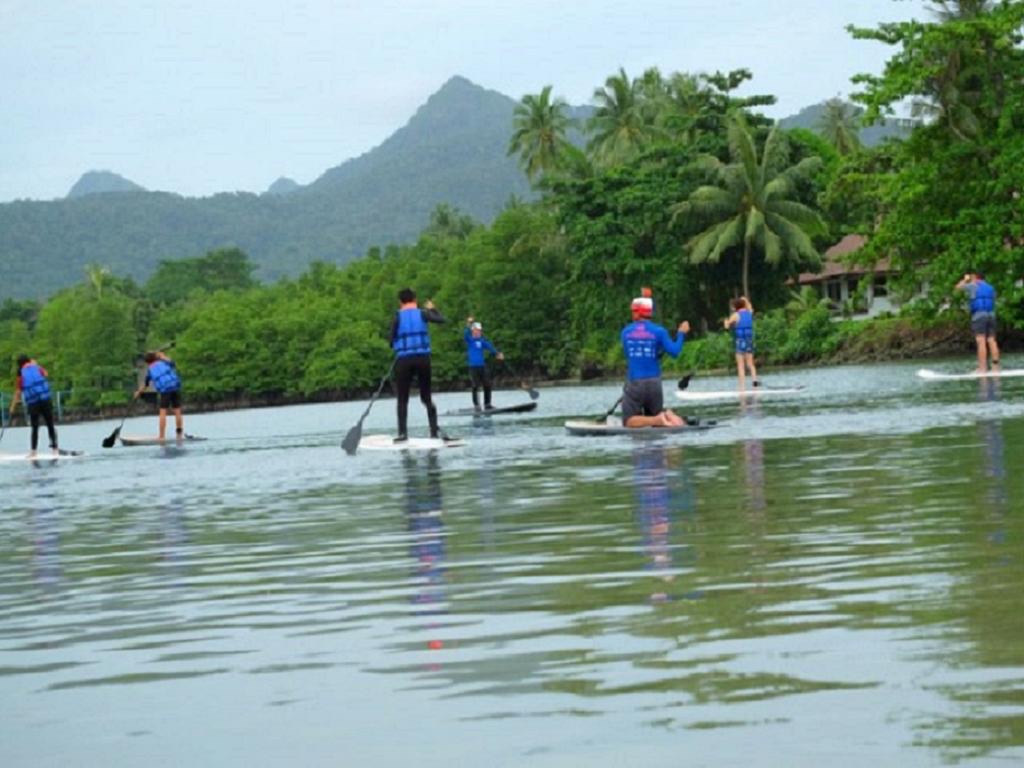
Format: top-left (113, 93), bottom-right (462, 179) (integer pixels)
top-left (746, 353), bottom-right (758, 384)
top-left (735, 353), bottom-right (746, 390)
top-left (975, 335), bottom-right (988, 372)
top-left (174, 407), bottom-right (184, 436)
top-left (626, 414), bottom-right (667, 428)
top-left (988, 337), bottom-right (1000, 368)
top-left (158, 408), bottom-right (168, 441)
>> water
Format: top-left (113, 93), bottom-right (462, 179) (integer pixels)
top-left (1, 360), bottom-right (1022, 766)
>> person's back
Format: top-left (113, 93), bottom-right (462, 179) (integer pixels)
top-left (619, 295), bottom-right (688, 428)
top-left (957, 272), bottom-right (999, 372)
top-left (622, 319), bottom-right (678, 381)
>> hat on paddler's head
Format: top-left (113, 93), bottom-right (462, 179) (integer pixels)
top-left (471, 321), bottom-right (482, 330)
top-left (631, 296), bottom-right (653, 318)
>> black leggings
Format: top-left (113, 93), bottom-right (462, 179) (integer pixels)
top-left (468, 366), bottom-right (492, 407)
top-left (395, 355), bottom-right (438, 436)
top-left (28, 400), bottom-right (58, 451)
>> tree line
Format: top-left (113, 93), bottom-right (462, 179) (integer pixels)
top-left (1, 1), bottom-right (1020, 410)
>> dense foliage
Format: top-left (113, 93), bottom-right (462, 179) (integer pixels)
top-left (2, 3), bottom-right (1021, 414)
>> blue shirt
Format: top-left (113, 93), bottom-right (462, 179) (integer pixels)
top-left (464, 328), bottom-right (498, 367)
top-left (621, 320), bottom-right (684, 381)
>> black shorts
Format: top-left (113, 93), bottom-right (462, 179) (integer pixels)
top-left (622, 377), bottom-right (664, 423)
top-left (158, 390), bottom-right (182, 409)
top-left (971, 313), bottom-right (996, 338)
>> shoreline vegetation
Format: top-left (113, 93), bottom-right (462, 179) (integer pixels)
top-left (2, 5), bottom-right (1022, 423)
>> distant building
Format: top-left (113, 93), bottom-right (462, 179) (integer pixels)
top-left (797, 234), bottom-right (900, 318)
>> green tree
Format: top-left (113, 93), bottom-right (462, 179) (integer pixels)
top-left (508, 85), bottom-right (577, 182)
top-left (586, 68), bottom-right (665, 167)
top-left (672, 115), bottom-right (826, 299)
top-left (145, 247), bottom-right (257, 305)
top-left (817, 98), bottom-right (863, 155)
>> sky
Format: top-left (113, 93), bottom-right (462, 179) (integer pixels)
top-left (0, 0), bottom-right (927, 203)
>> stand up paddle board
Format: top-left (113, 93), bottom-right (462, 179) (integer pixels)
top-left (120, 434), bottom-right (207, 446)
top-left (443, 402), bottom-right (538, 417)
top-left (675, 385), bottom-right (805, 402)
top-left (0, 449), bottom-right (85, 462)
top-left (917, 368), bottom-right (1024, 381)
top-left (359, 434), bottom-right (466, 451)
top-left (565, 419), bottom-right (719, 437)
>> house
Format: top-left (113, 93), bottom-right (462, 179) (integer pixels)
top-left (797, 234), bottom-right (899, 318)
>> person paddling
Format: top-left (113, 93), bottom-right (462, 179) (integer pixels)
top-left (723, 296), bottom-right (760, 390)
top-left (621, 295), bottom-right (690, 428)
top-left (955, 271), bottom-right (1000, 373)
top-left (134, 351), bottom-right (184, 441)
top-left (463, 317), bottom-right (504, 411)
top-left (8, 355), bottom-right (59, 457)
top-left (391, 288), bottom-right (447, 443)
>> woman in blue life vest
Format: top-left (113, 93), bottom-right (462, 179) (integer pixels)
top-left (956, 271), bottom-right (1000, 372)
top-left (390, 288), bottom-right (448, 442)
top-left (8, 355), bottom-right (59, 456)
top-left (620, 295), bottom-right (690, 428)
top-left (724, 296), bottom-right (760, 390)
top-left (463, 317), bottom-right (504, 410)
top-left (134, 351), bottom-right (185, 441)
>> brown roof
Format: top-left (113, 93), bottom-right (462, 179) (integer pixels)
top-left (798, 234), bottom-right (891, 284)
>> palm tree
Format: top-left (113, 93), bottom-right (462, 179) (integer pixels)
top-left (785, 285), bottom-right (832, 318)
top-left (85, 264), bottom-right (111, 299)
top-left (817, 98), bottom-right (862, 155)
top-left (508, 86), bottom-right (576, 182)
top-left (671, 115), bottom-right (826, 299)
top-left (586, 68), bottom-right (665, 166)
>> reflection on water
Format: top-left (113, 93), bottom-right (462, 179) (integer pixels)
top-left (1, 372), bottom-right (1023, 767)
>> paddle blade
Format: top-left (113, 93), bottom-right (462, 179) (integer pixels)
top-left (101, 427), bottom-right (121, 449)
top-left (526, 384), bottom-right (540, 400)
top-left (341, 422), bottom-right (362, 455)
top-left (678, 373), bottom-right (693, 390)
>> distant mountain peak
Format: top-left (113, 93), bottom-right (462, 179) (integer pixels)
top-left (265, 177), bottom-right (301, 196)
top-left (67, 170), bottom-right (145, 199)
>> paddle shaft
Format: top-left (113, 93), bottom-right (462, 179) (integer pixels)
top-left (342, 357), bottom-right (399, 454)
top-left (356, 358), bottom-right (398, 423)
top-left (499, 360), bottom-right (540, 399)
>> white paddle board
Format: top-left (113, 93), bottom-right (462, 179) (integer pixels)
top-left (917, 368), bottom-right (1024, 381)
top-left (565, 419), bottom-right (718, 437)
top-left (675, 386), bottom-right (805, 402)
top-left (120, 434), bottom-right (207, 446)
top-left (359, 434), bottom-right (466, 451)
top-left (0, 450), bottom-right (85, 463)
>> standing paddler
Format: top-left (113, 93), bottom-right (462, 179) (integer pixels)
top-left (463, 317), bottom-right (504, 411)
top-left (620, 294), bottom-right (691, 428)
top-left (134, 350), bottom-right (185, 441)
top-left (390, 288), bottom-right (447, 443)
top-left (8, 355), bottom-right (59, 457)
top-left (723, 296), bottom-right (760, 390)
top-left (955, 271), bottom-right (1000, 373)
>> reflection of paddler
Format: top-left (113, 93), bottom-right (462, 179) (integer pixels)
top-left (630, 443), bottom-right (696, 603)
top-left (29, 473), bottom-right (61, 590)
top-left (741, 439), bottom-right (766, 513)
top-left (403, 453), bottom-right (448, 626)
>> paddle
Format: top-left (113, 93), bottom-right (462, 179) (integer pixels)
top-left (677, 370), bottom-right (697, 390)
top-left (500, 360), bottom-right (540, 400)
top-left (598, 395), bottom-right (624, 424)
top-left (102, 402), bottom-right (135, 448)
top-left (342, 358), bottom-right (398, 455)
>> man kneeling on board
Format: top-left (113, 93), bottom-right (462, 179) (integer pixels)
top-left (134, 350), bottom-right (184, 441)
top-left (9, 355), bottom-right (59, 457)
top-left (621, 295), bottom-right (690, 427)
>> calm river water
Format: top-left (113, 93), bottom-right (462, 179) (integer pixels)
top-left (1, 360), bottom-right (1022, 766)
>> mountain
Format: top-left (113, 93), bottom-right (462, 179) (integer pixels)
top-left (0, 76), bottom-right (534, 300)
top-left (264, 177), bottom-right (300, 196)
top-left (66, 170), bottom-right (145, 198)
top-left (778, 100), bottom-right (917, 146)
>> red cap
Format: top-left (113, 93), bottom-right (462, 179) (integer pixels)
top-left (631, 297), bottom-right (653, 317)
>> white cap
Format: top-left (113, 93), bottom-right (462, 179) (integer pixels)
top-left (471, 322), bottom-right (482, 330)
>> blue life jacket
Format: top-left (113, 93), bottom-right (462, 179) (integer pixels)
top-left (148, 360), bottom-right (181, 393)
top-left (393, 308), bottom-right (431, 358)
top-left (20, 363), bottom-right (51, 405)
top-left (970, 281), bottom-right (996, 314)
top-left (734, 309), bottom-right (754, 340)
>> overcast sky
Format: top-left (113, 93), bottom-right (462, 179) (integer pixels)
top-left (0, 0), bottom-right (926, 202)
